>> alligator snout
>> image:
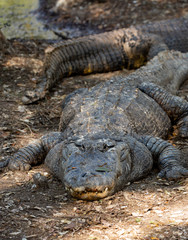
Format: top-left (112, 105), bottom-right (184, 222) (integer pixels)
top-left (64, 154), bottom-right (116, 200)
top-left (65, 166), bottom-right (115, 200)
top-left (61, 138), bottom-right (132, 200)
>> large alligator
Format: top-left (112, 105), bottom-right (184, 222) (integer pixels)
top-left (24, 17), bottom-right (188, 103)
top-left (2, 50), bottom-right (188, 200)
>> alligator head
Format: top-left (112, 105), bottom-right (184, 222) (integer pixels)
top-left (46, 135), bottom-right (135, 200)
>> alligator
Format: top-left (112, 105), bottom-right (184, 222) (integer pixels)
top-left (2, 50), bottom-right (188, 200)
top-left (23, 17), bottom-right (188, 103)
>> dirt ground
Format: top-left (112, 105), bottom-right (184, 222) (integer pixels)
top-left (0, 0), bottom-right (188, 239)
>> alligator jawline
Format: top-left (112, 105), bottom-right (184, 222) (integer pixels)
top-left (68, 186), bottom-right (113, 200)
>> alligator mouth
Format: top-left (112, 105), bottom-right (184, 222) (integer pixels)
top-left (66, 186), bottom-right (113, 200)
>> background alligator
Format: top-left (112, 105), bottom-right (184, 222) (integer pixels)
top-left (3, 50), bottom-right (188, 200)
top-left (24, 17), bottom-right (188, 103)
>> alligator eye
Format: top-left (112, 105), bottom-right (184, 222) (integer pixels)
top-left (81, 144), bottom-right (85, 151)
top-left (75, 142), bottom-right (85, 150)
top-left (97, 143), bottom-right (109, 152)
top-left (97, 142), bottom-right (115, 152)
top-left (103, 144), bottom-right (108, 150)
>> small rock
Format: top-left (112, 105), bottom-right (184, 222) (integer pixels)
top-left (31, 77), bottom-right (37, 83)
top-left (32, 173), bottom-right (49, 189)
top-left (132, 212), bottom-right (142, 217)
top-left (2, 113), bottom-right (9, 118)
top-left (17, 105), bottom-right (26, 113)
top-left (22, 96), bottom-right (30, 104)
top-left (3, 84), bottom-right (9, 88)
top-left (157, 188), bottom-right (163, 192)
top-left (95, 205), bottom-right (103, 212)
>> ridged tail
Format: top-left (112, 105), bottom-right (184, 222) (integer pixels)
top-left (43, 29), bottom-right (142, 90)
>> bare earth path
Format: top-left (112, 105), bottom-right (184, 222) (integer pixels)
top-left (0, 1), bottom-right (188, 239)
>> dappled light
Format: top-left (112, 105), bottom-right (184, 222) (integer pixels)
top-left (0, 0), bottom-right (188, 239)
top-left (5, 56), bottom-right (43, 73)
top-left (0, 166), bottom-right (187, 239)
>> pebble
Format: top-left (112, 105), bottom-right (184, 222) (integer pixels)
top-left (32, 173), bottom-right (49, 189)
top-left (21, 96), bottom-right (30, 104)
top-left (17, 105), bottom-right (26, 113)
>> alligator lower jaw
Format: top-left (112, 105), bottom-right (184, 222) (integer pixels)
top-left (67, 187), bottom-right (113, 200)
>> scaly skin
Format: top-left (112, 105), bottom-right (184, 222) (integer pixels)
top-left (2, 51), bottom-right (188, 200)
top-left (23, 17), bottom-right (188, 103)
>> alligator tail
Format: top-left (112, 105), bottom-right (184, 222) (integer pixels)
top-left (43, 29), bottom-right (131, 90)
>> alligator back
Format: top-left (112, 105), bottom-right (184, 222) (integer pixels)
top-left (59, 80), bottom-right (171, 139)
top-left (139, 17), bottom-right (188, 53)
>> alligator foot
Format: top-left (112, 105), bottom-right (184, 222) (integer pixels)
top-left (8, 132), bottom-right (63, 171)
top-left (8, 157), bottom-right (31, 171)
top-left (0, 157), bottom-right (10, 170)
top-left (158, 165), bottom-right (188, 180)
top-left (176, 116), bottom-right (188, 138)
top-left (137, 135), bottom-right (188, 181)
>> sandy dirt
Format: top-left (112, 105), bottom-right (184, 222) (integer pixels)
top-left (0, 1), bottom-right (188, 239)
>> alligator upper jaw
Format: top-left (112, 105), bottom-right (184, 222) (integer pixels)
top-left (66, 186), bottom-right (114, 200)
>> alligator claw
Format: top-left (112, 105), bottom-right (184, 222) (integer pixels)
top-left (0, 157), bottom-right (10, 170)
top-left (8, 158), bottom-right (31, 171)
top-left (177, 117), bottom-right (188, 138)
top-left (158, 166), bottom-right (188, 180)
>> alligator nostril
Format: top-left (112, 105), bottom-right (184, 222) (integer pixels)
top-left (81, 144), bottom-right (85, 151)
top-left (82, 173), bottom-right (87, 177)
top-left (81, 172), bottom-right (98, 178)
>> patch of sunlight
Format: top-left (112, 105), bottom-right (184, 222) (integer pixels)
top-left (5, 56), bottom-right (43, 73)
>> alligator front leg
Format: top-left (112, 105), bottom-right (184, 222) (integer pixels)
top-left (137, 135), bottom-right (188, 179)
top-left (139, 82), bottom-right (188, 138)
top-left (6, 132), bottom-right (64, 171)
